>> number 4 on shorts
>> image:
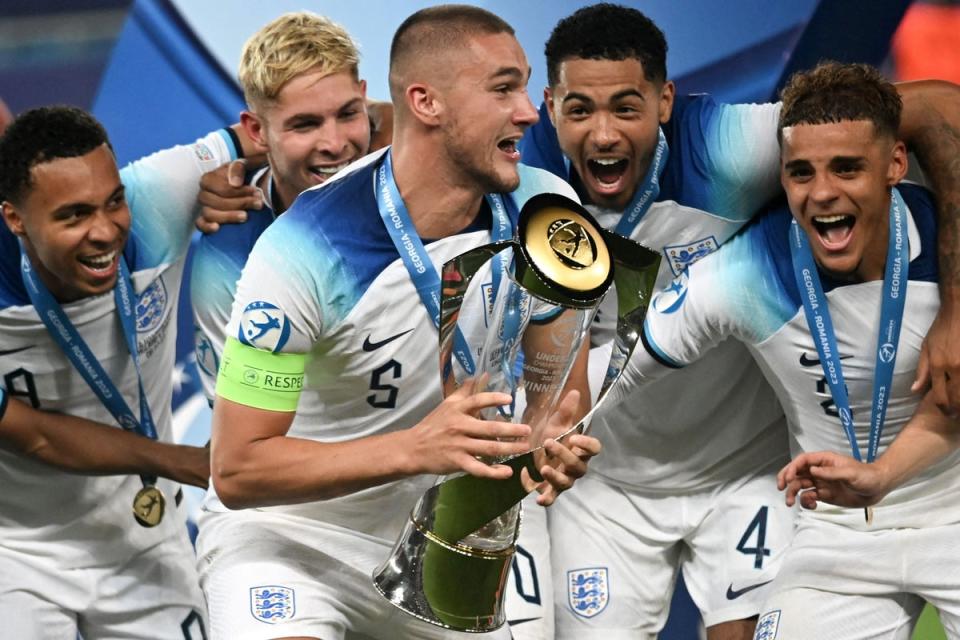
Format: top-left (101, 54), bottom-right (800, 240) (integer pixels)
top-left (736, 506), bottom-right (771, 570)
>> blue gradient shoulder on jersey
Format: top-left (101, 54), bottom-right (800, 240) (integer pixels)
top-left (708, 205), bottom-right (798, 342)
top-left (661, 94), bottom-right (763, 222)
top-left (518, 102), bottom-right (569, 181)
top-left (120, 129), bottom-right (239, 272)
top-left (899, 182), bottom-right (938, 284)
top-left (0, 226), bottom-right (28, 309)
top-left (120, 165), bottom-right (196, 271)
top-left (259, 161), bottom-right (393, 326)
top-left (191, 207), bottom-right (276, 325)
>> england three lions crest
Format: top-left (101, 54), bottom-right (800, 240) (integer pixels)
top-left (136, 279), bottom-right (169, 333)
top-left (250, 585), bottom-right (295, 624)
top-left (755, 610), bottom-right (781, 639)
top-left (568, 567), bottom-right (609, 618)
top-left (664, 236), bottom-right (718, 276)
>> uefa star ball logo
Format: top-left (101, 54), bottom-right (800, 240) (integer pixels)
top-left (238, 301), bottom-right (291, 353)
top-left (878, 342), bottom-right (896, 364)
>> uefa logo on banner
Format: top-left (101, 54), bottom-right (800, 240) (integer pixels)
top-left (250, 585), bottom-right (295, 624)
top-left (567, 567), bottom-right (609, 618)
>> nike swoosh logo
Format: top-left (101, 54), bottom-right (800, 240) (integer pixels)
top-left (0, 345), bottom-right (33, 357)
top-left (507, 617), bottom-right (541, 626)
top-left (362, 328), bottom-right (415, 352)
top-left (799, 352), bottom-right (851, 367)
top-left (726, 580), bottom-right (773, 600)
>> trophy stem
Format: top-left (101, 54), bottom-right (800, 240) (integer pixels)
top-left (372, 454), bottom-right (534, 632)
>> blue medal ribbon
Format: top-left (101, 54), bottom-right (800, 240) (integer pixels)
top-left (376, 150), bottom-right (513, 375)
top-left (19, 245), bottom-right (158, 484)
top-left (613, 128), bottom-right (669, 238)
top-left (789, 188), bottom-right (909, 463)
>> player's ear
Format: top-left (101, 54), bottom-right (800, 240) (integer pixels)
top-left (658, 80), bottom-right (675, 125)
top-left (240, 110), bottom-right (269, 153)
top-left (1, 201), bottom-right (26, 237)
top-left (887, 140), bottom-right (908, 186)
top-left (405, 82), bottom-right (442, 126)
top-left (544, 86), bottom-right (558, 127)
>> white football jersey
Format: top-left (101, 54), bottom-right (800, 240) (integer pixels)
top-left (207, 148), bottom-right (579, 544)
top-left (522, 95), bottom-right (789, 491)
top-left (624, 185), bottom-right (958, 530)
top-left (0, 131), bottom-right (236, 565)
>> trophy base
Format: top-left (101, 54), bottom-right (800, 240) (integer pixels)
top-left (373, 514), bottom-right (514, 632)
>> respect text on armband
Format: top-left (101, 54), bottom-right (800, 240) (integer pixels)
top-left (217, 337), bottom-right (306, 411)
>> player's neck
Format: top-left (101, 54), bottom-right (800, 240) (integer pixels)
top-left (21, 242), bottom-right (86, 303)
top-left (854, 217), bottom-right (890, 283)
top-left (260, 170), bottom-right (292, 215)
top-left (390, 140), bottom-right (484, 239)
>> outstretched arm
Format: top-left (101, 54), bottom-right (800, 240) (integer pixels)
top-left (898, 80), bottom-right (960, 413)
top-left (0, 394), bottom-right (209, 487)
top-left (778, 391), bottom-right (960, 510)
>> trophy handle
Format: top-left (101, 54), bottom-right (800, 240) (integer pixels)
top-left (545, 230), bottom-right (661, 440)
top-left (439, 240), bottom-right (517, 397)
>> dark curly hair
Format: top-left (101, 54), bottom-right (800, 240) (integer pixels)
top-left (545, 3), bottom-right (667, 87)
top-left (778, 62), bottom-right (902, 143)
top-left (0, 105), bottom-right (110, 205)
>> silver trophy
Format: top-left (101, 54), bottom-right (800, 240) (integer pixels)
top-left (373, 193), bottom-right (660, 631)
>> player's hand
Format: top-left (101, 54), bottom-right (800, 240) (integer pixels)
top-left (777, 451), bottom-right (890, 510)
top-left (914, 295), bottom-right (960, 417)
top-left (195, 159), bottom-right (263, 234)
top-left (406, 378), bottom-right (532, 480)
top-left (524, 390), bottom-right (602, 506)
top-left (174, 444), bottom-right (211, 488)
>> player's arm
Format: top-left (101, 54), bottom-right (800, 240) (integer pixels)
top-left (897, 80), bottom-right (960, 413)
top-left (211, 347), bottom-right (536, 509)
top-left (194, 123), bottom-right (267, 234)
top-left (779, 391), bottom-right (960, 510)
top-left (610, 251), bottom-right (737, 407)
top-left (120, 125), bottom-right (241, 260)
top-left (0, 392), bottom-right (209, 487)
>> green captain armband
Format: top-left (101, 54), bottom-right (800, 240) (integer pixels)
top-left (217, 337), bottom-right (306, 411)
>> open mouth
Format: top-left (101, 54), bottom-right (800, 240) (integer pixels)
top-left (310, 162), bottom-right (350, 180)
top-left (587, 158), bottom-right (628, 187)
top-left (78, 249), bottom-right (118, 273)
top-left (812, 214), bottom-right (856, 249)
top-left (497, 138), bottom-right (520, 159)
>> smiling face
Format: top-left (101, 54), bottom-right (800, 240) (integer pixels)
top-left (245, 68), bottom-right (371, 209)
top-left (546, 57), bottom-right (674, 211)
top-left (780, 119), bottom-right (907, 281)
top-left (1, 143), bottom-right (129, 302)
top-left (437, 32), bottom-right (539, 194)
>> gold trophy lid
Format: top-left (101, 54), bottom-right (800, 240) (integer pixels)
top-left (518, 193), bottom-right (612, 305)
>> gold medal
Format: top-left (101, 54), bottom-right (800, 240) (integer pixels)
top-left (132, 485), bottom-right (166, 528)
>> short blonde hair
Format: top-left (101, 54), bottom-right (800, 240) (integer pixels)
top-left (239, 11), bottom-right (360, 109)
